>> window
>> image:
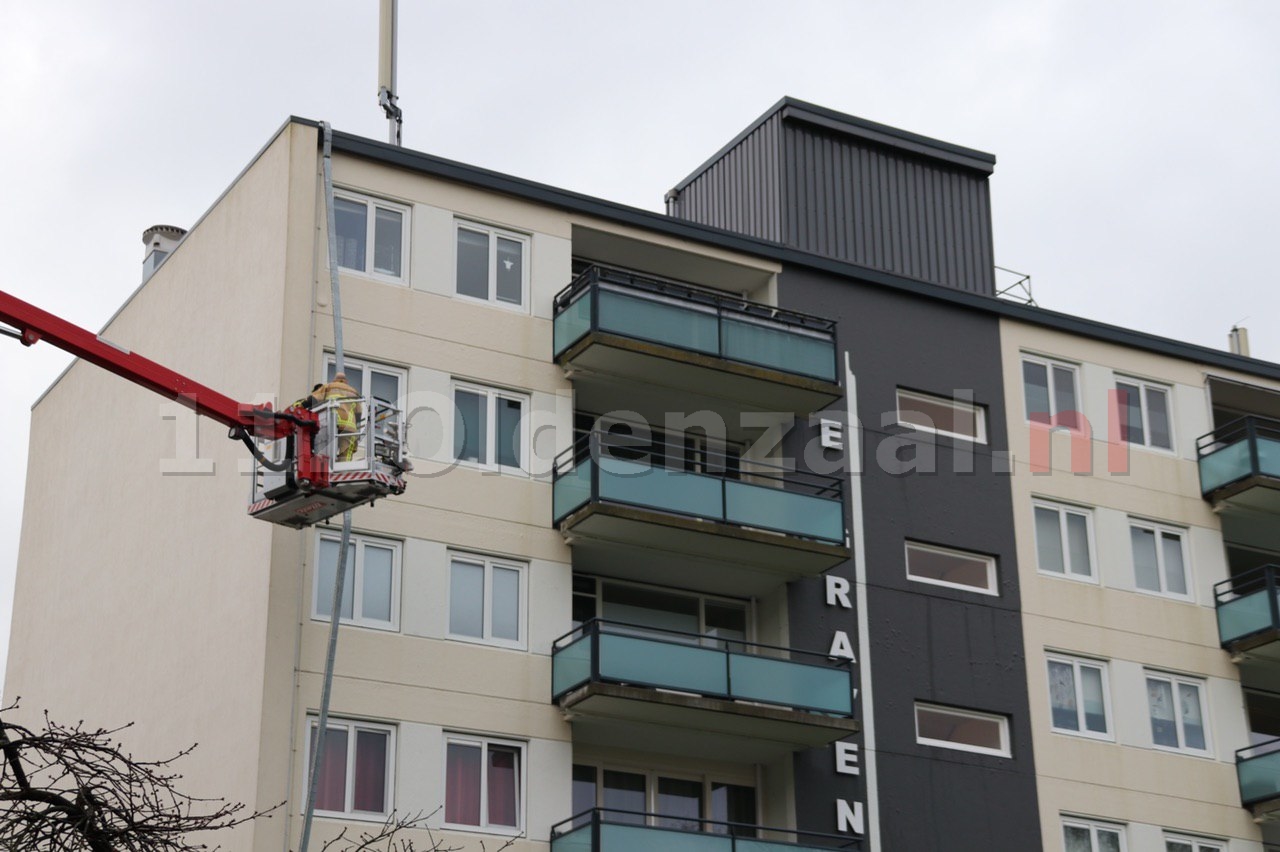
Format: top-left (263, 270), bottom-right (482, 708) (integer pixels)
top-left (306, 718), bottom-right (394, 817)
top-left (1164, 835), bottom-right (1223, 852)
top-left (334, 191), bottom-right (409, 282)
top-left (914, 703), bottom-right (1010, 757)
top-left (1062, 817), bottom-right (1125, 852)
top-left (571, 576), bottom-right (749, 646)
top-left (448, 553), bottom-right (525, 648)
top-left (456, 221), bottom-right (528, 309)
top-left (1129, 520), bottom-right (1190, 598)
top-left (1047, 655), bottom-right (1111, 738)
top-left (1033, 501), bottom-right (1095, 581)
top-left (453, 382), bottom-right (528, 473)
top-left (1146, 672), bottom-right (1210, 754)
top-left (325, 357), bottom-right (405, 405)
top-left (1023, 355), bottom-right (1080, 428)
top-left (314, 533), bottom-right (400, 630)
top-left (444, 735), bottom-right (523, 832)
top-left (1115, 377), bottom-right (1173, 450)
top-left (904, 541), bottom-right (997, 595)
top-left (572, 764), bottom-right (757, 836)
top-left (896, 389), bottom-right (987, 443)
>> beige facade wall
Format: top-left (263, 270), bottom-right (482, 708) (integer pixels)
top-left (1001, 319), bottom-right (1273, 850)
top-left (4, 122), bottom-right (318, 851)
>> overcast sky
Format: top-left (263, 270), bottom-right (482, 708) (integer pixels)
top-left (3, 1), bottom-right (1279, 687)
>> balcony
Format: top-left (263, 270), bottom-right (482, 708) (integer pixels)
top-left (1238, 738), bottom-right (1280, 816)
top-left (552, 432), bottom-right (849, 585)
top-left (553, 265), bottom-right (841, 417)
top-left (1215, 566), bottom-right (1280, 659)
top-left (1197, 416), bottom-right (1280, 512)
top-left (551, 809), bottom-right (860, 852)
top-left (552, 620), bottom-right (858, 760)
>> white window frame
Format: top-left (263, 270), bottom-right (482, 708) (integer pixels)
top-left (324, 355), bottom-right (408, 405)
top-left (913, 702), bottom-right (1011, 757)
top-left (1163, 833), bottom-right (1224, 852)
top-left (1145, 671), bottom-right (1212, 756)
top-left (1046, 654), bottom-right (1113, 741)
top-left (1115, 375), bottom-right (1175, 452)
top-left (312, 532), bottom-right (401, 631)
top-left (451, 380), bottom-right (530, 475)
top-left (1062, 817), bottom-right (1127, 852)
top-left (454, 220), bottom-right (530, 312)
top-left (1032, 499), bottom-right (1098, 583)
top-left (895, 388), bottom-right (988, 444)
top-left (442, 733), bottom-right (526, 835)
top-left (1128, 519), bottom-right (1192, 600)
top-left (305, 717), bottom-right (396, 819)
top-left (333, 189), bottom-right (411, 284)
top-left (903, 541), bottom-right (998, 596)
top-left (1021, 354), bottom-right (1081, 425)
top-left (447, 552), bottom-right (528, 650)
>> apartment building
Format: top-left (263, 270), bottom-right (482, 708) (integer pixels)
top-left (6, 98), bottom-right (1280, 852)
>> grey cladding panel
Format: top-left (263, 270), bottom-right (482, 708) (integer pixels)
top-left (672, 113), bottom-right (783, 243)
top-left (782, 122), bottom-right (995, 295)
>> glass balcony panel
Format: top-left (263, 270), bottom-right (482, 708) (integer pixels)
top-left (598, 288), bottom-right (720, 356)
top-left (597, 458), bottom-right (724, 519)
top-left (724, 481), bottom-right (844, 543)
top-left (598, 633), bottom-right (728, 695)
top-left (722, 316), bottom-right (836, 382)
top-left (1200, 441), bottom-right (1251, 493)
top-left (600, 824), bottom-right (730, 852)
top-left (1239, 747), bottom-right (1280, 804)
top-left (551, 824), bottom-right (593, 852)
top-left (1218, 589), bottom-right (1276, 645)
top-left (554, 459), bottom-right (594, 521)
top-left (555, 290), bottom-right (594, 356)
top-left (1259, 436), bottom-right (1280, 478)
top-left (737, 842), bottom-right (832, 852)
top-left (729, 654), bottom-right (852, 714)
top-left (553, 635), bottom-right (593, 697)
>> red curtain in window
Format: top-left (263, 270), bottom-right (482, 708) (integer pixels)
top-left (487, 746), bottom-right (519, 827)
top-left (310, 727), bottom-right (349, 812)
top-left (353, 730), bottom-right (388, 812)
top-left (445, 743), bottom-right (481, 825)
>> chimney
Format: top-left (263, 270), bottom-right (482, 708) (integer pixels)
top-left (1229, 325), bottom-right (1251, 357)
top-left (141, 224), bottom-right (187, 283)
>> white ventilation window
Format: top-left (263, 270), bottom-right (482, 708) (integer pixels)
top-left (306, 717), bottom-right (394, 818)
top-left (443, 734), bottom-right (524, 832)
top-left (1146, 671), bottom-right (1210, 755)
top-left (1033, 500), bottom-right (1095, 581)
top-left (1164, 835), bottom-right (1223, 852)
top-left (1047, 655), bottom-right (1111, 739)
top-left (914, 702), bottom-right (1010, 757)
top-left (1115, 377), bottom-right (1173, 450)
top-left (334, 191), bottom-right (409, 283)
top-left (1129, 520), bottom-right (1190, 599)
top-left (1022, 355), bottom-right (1081, 428)
top-left (904, 541), bottom-right (997, 595)
top-left (1062, 817), bottom-right (1125, 852)
top-left (313, 532), bottom-right (400, 631)
top-left (896, 389), bottom-right (987, 443)
top-left (448, 552), bottom-right (526, 649)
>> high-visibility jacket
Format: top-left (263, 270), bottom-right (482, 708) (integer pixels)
top-left (315, 378), bottom-right (362, 432)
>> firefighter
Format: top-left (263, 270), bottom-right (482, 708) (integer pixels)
top-left (315, 372), bottom-right (363, 462)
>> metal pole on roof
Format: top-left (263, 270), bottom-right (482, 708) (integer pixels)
top-left (298, 121), bottom-right (355, 852)
top-left (378, 0), bottom-right (403, 146)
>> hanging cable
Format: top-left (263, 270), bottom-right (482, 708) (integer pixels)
top-left (298, 121), bottom-right (355, 852)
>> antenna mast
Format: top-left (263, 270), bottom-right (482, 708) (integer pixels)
top-left (378, 0), bottom-right (403, 146)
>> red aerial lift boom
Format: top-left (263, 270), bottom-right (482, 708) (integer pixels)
top-left (0, 289), bottom-right (407, 527)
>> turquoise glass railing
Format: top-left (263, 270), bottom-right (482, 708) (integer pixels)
top-left (1214, 565), bottom-right (1280, 647)
top-left (551, 619), bottom-right (854, 717)
top-left (550, 810), bottom-right (859, 852)
top-left (551, 432), bottom-right (845, 545)
top-left (553, 266), bottom-right (838, 383)
top-left (1197, 415), bottom-right (1280, 495)
top-left (1238, 738), bottom-right (1280, 806)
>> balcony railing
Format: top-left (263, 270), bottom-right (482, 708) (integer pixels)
top-left (1197, 415), bottom-right (1280, 497)
top-left (1215, 565), bottom-right (1280, 649)
top-left (552, 430), bottom-right (846, 545)
top-left (552, 619), bottom-right (855, 717)
top-left (551, 808), bottom-right (860, 852)
top-left (553, 265), bottom-right (839, 383)
top-left (1238, 737), bottom-right (1280, 807)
